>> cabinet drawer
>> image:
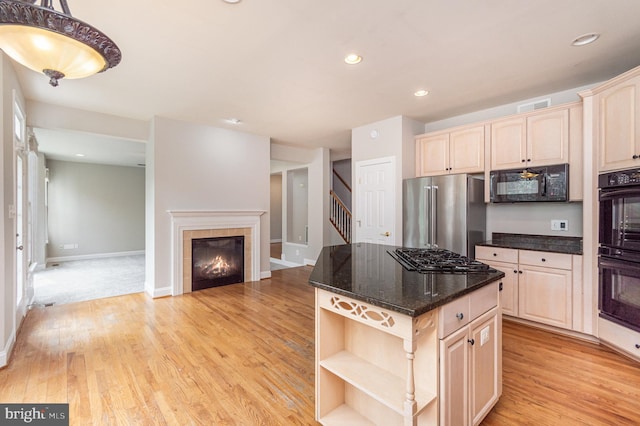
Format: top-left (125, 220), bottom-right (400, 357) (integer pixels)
top-left (438, 282), bottom-right (499, 338)
top-left (476, 246), bottom-right (518, 263)
top-left (439, 295), bottom-right (469, 338)
top-left (518, 250), bottom-right (572, 270)
top-left (470, 282), bottom-right (498, 320)
top-left (598, 317), bottom-right (640, 362)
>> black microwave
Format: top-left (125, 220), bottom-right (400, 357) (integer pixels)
top-left (489, 164), bottom-right (569, 203)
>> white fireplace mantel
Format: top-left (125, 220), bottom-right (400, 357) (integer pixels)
top-left (168, 210), bottom-right (265, 295)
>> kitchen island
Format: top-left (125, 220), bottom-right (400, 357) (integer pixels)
top-left (308, 243), bottom-right (505, 426)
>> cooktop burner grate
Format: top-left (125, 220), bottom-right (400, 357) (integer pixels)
top-left (389, 248), bottom-right (491, 273)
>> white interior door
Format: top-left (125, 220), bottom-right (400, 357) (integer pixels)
top-left (355, 157), bottom-right (396, 245)
top-left (13, 95), bottom-right (27, 308)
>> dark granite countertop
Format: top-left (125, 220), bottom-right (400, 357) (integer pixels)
top-left (308, 243), bottom-right (505, 318)
top-left (477, 233), bottom-right (582, 255)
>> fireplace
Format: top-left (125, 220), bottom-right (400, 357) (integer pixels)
top-left (192, 236), bottom-right (244, 290)
top-left (169, 210), bottom-right (265, 296)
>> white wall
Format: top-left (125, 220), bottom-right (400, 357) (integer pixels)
top-left (487, 203), bottom-right (583, 238)
top-left (286, 168), bottom-right (308, 244)
top-left (424, 84), bottom-right (597, 133)
top-left (46, 160), bottom-right (145, 259)
top-left (27, 101), bottom-right (149, 142)
top-left (147, 117), bottom-right (271, 297)
top-left (351, 115), bottom-right (423, 245)
top-left (271, 143), bottom-right (330, 265)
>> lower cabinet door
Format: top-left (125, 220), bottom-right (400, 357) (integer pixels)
top-left (489, 262), bottom-right (518, 316)
top-left (440, 326), bottom-right (470, 426)
top-left (469, 308), bottom-right (500, 425)
top-left (519, 266), bottom-right (572, 329)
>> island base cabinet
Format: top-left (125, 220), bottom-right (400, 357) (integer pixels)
top-left (439, 307), bottom-right (500, 426)
top-left (315, 289), bottom-right (439, 425)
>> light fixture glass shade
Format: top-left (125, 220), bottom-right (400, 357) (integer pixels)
top-left (0, 25), bottom-right (107, 78)
top-left (0, 0), bottom-right (121, 86)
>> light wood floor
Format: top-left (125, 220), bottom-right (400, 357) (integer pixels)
top-left (2, 266), bottom-right (640, 425)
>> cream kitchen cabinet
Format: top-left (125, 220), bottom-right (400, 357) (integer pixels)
top-left (439, 282), bottom-right (500, 426)
top-left (518, 251), bottom-right (572, 330)
top-left (598, 317), bottom-right (640, 362)
top-left (475, 247), bottom-right (518, 316)
top-left (476, 246), bottom-right (577, 331)
top-left (416, 124), bottom-right (485, 177)
top-left (595, 72), bottom-right (640, 172)
top-left (490, 107), bottom-right (569, 170)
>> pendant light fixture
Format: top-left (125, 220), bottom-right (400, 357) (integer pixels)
top-left (0, 0), bottom-right (121, 87)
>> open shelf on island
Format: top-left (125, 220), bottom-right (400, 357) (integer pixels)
top-left (319, 404), bottom-right (376, 426)
top-left (320, 350), bottom-right (437, 415)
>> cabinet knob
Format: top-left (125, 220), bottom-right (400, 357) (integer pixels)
top-left (518, 270), bottom-right (523, 274)
top-left (521, 159), bottom-right (526, 163)
top-left (499, 282), bottom-right (503, 291)
top-left (468, 338), bottom-right (475, 345)
top-left (634, 155), bottom-right (639, 160)
top-left (635, 344), bottom-right (640, 349)
top-left (513, 270), bottom-right (518, 274)
top-left (527, 158), bottom-right (531, 162)
top-left (541, 258), bottom-right (546, 262)
top-left (456, 313), bottom-right (464, 320)
top-left (493, 253), bottom-right (497, 256)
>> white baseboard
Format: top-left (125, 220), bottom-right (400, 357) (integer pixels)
top-left (147, 281), bottom-right (171, 298)
top-left (270, 257), bottom-right (302, 267)
top-left (270, 239), bottom-right (282, 243)
top-left (303, 258), bottom-right (316, 266)
top-left (47, 250), bottom-right (145, 264)
top-left (260, 270), bottom-right (272, 279)
top-left (0, 328), bottom-right (16, 368)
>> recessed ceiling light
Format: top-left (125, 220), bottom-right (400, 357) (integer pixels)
top-left (414, 89), bottom-right (429, 97)
top-left (225, 118), bottom-right (242, 125)
top-left (344, 54), bottom-right (362, 65)
top-left (75, 153), bottom-right (85, 157)
top-left (222, 0), bottom-right (241, 3)
top-left (571, 33), bottom-right (600, 46)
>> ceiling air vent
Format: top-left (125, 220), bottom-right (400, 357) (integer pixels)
top-left (517, 98), bottom-right (551, 113)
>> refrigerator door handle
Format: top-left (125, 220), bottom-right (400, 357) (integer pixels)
top-left (425, 186), bottom-right (432, 248)
top-left (431, 185), bottom-right (438, 247)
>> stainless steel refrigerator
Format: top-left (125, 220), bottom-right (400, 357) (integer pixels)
top-left (403, 174), bottom-right (486, 258)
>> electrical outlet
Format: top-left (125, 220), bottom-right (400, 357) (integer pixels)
top-left (481, 326), bottom-right (490, 346)
top-left (551, 219), bottom-right (568, 231)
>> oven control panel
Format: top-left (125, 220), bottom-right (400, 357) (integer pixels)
top-left (599, 169), bottom-right (640, 188)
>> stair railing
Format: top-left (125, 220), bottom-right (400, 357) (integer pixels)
top-left (330, 190), bottom-right (351, 244)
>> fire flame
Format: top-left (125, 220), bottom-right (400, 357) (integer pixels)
top-left (196, 255), bottom-right (235, 278)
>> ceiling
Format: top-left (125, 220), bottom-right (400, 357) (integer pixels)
top-left (12, 0), bottom-right (640, 165)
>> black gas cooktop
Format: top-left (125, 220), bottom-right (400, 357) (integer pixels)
top-left (388, 248), bottom-right (492, 274)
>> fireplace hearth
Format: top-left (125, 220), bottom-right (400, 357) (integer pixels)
top-left (192, 236), bottom-right (244, 290)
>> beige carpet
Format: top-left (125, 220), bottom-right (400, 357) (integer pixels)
top-left (32, 255), bottom-right (145, 306)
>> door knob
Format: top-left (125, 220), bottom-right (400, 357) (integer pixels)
top-left (16, 245), bottom-right (23, 251)
top-left (381, 231), bottom-right (391, 237)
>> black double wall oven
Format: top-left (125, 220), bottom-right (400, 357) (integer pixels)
top-left (598, 168), bottom-right (640, 332)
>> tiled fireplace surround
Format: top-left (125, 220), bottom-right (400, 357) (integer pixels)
top-left (169, 211), bottom-right (264, 295)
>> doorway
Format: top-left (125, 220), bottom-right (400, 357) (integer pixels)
top-left (31, 130), bottom-right (147, 306)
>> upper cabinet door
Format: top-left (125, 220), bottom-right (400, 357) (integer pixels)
top-left (598, 75), bottom-right (640, 172)
top-left (526, 108), bottom-right (569, 167)
top-left (450, 125), bottom-right (485, 174)
top-left (416, 133), bottom-right (449, 176)
top-left (490, 117), bottom-right (526, 170)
